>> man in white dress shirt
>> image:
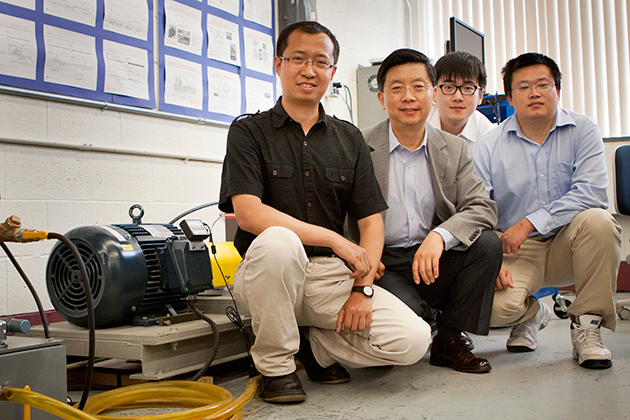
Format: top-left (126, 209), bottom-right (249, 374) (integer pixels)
top-left (428, 51), bottom-right (494, 146)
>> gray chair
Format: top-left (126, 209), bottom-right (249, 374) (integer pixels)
top-left (614, 144), bottom-right (630, 319)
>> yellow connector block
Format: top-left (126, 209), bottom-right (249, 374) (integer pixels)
top-left (208, 241), bottom-right (242, 287)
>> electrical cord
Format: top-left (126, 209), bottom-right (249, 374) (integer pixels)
top-left (186, 297), bottom-right (220, 381)
top-left (47, 232), bottom-right (96, 412)
top-left (0, 242), bottom-right (50, 339)
top-left (169, 202), bottom-right (219, 225)
top-left (204, 223), bottom-right (256, 376)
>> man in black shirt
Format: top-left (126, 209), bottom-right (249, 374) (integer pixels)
top-left (219, 22), bottom-right (430, 404)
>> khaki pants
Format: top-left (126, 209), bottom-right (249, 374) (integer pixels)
top-left (234, 226), bottom-right (431, 377)
top-left (490, 209), bottom-right (622, 330)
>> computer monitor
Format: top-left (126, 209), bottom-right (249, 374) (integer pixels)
top-left (446, 17), bottom-right (485, 64)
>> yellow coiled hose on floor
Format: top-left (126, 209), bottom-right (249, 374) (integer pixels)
top-left (1, 376), bottom-right (260, 420)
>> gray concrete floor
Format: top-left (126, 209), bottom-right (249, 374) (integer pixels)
top-left (67, 295), bottom-right (630, 419)
top-left (218, 295), bottom-right (630, 420)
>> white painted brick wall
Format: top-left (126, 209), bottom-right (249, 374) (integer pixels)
top-left (2, 0), bottom-right (625, 318)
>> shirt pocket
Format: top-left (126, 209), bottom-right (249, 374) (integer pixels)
top-left (264, 164), bottom-right (293, 179)
top-left (553, 161), bottom-right (574, 195)
top-left (325, 167), bottom-right (354, 184)
top-left (325, 167), bottom-right (355, 207)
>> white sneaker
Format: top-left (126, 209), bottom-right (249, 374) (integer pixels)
top-left (571, 314), bottom-right (612, 369)
top-left (506, 301), bottom-right (552, 352)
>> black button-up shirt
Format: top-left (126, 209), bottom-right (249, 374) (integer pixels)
top-left (219, 99), bottom-right (387, 256)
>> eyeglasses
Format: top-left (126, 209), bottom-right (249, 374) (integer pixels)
top-left (385, 83), bottom-right (432, 96)
top-left (279, 56), bottom-right (335, 70)
top-left (438, 84), bottom-right (480, 96)
top-left (512, 81), bottom-right (555, 94)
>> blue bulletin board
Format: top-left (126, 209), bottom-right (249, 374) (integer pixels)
top-left (0, 0), bottom-right (156, 109)
top-left (0, 0), bottom-right (276, 124)
top-left (158, 0), bottom-right (276, 124)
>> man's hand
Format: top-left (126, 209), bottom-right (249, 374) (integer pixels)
top-left (501, 218), bottom-right (535, 254)
top-left (412, 231), bottom-right (444, 285)
top-left (375, 261), bottom-right (385, 280)
top-left (331, 236), bottom-right (373, 279)
top-left (496, 264), bottom-right (514, 290)
top-left (336, 292), bottom-right (373, 335)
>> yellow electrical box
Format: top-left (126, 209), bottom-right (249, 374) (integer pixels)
top-left (207, 241), bottom-right (242, 287)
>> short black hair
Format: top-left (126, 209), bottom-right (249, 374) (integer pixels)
top-left (434, 51), bottom-right (487, 90)
top-left (377, 49), bottom-right (437, 92)
top-left (276, 21), bottom-right (340, 65)
top-left (502, 52), bottom-right (562, 97)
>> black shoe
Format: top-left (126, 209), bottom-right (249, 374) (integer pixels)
top-left (259, 372), bottom-right (306, 404)
top-left (297, 327), bottom-right (350, 384)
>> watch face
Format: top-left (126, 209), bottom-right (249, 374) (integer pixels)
top-left (363, 286), bottom-right (374, 297)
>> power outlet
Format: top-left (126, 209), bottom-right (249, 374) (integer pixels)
top-left (327, 82), bottom-right (341, 98)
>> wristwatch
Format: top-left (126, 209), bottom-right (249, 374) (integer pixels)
top-left (351, 285), bottom-right (374, 298)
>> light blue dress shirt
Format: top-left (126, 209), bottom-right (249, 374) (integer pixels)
top-left (384, 124), bottom-right (458, 249)
top-left (472, 108), bottom-right (609, 237)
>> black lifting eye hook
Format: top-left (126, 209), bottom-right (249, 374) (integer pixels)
top-left (129, 204), bottom-right (145, 224)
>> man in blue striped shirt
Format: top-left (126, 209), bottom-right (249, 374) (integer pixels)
top-left (473, 53), bottom-right (622, 369)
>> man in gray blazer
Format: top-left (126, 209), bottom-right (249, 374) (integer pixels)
top-left (363, 49), bottom-right (502, 373)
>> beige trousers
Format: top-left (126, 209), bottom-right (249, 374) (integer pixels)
top-left (233, 226), bottom-right (431, 377)
top-left (490, 208), bottom-right (622, 330)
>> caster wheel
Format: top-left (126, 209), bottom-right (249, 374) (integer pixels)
top-left (553, 303), bottom-right (569, 319)
top-left (552, 295), bottom-right (572, 319)
top-left (618, 307), bottom-right (630, 320)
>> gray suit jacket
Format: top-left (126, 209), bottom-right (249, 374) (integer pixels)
top-left (362, 120), bottom-right (497, 249)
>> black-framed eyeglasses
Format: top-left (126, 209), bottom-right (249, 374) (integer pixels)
top-left (279, 56), bottom-right (335, 70)
top-left (438, 84), bottom-right (480, 96)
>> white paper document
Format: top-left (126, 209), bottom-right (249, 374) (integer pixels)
top-left (44, 25), bottom-right (97, 90)
top-left (207, 14), bottom-right (240, 67)
top-left (103, 40), bottom-right (149, 100)
top-left (164, 0), bottom-right (203, 56)
top-left (0, 13), bottom-right (37, 80)
top-left (164, 54), bottom-right (203, 110)
top-left (103, 0), bottom-right (149, 41)
top-left (44, 0), bottom-right (97, 27)
top-left (208, 66), bottom-right (241, 116)
top-left (2, 0), bottom-right (36, 10)
top-left (243, 0), bottom-right (271, 28)
top-left (207, 0), bottom-right (239, 16)
top-left (245, 76), bottom-right (273, 114)
top-left (243, 27), bottom-right (272, 75)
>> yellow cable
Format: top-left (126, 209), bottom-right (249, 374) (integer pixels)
top-left (1, 376), bottom-right (260, 420)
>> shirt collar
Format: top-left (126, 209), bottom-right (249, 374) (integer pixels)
top-left (388, 121), bottom-right (428, 156)
top-left (506, 107), bottom-right (576, 139)
top-left (272, 97), bottom-right (331, 129)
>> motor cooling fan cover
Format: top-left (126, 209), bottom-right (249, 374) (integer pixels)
top-left (46, 226), bottom-right (147, 328)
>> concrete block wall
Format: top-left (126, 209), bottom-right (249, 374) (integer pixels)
top-left (0, 0), bottom-right (408, 316)
top-left (1, 0), bottom-right (628, 317)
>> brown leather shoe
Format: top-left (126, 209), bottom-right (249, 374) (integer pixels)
top-left (430, 333), bottom-right (491, 373)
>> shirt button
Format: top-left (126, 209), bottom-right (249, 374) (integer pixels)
top-left (303, 141), bottom-right (307, 147)
top-left (540, 173), bottom-right (545, 178)
top-left (340, 175), bottom-right (346, 181)
top-left (408, 191), bottom-right (412, 195)
top-left (307, 202), bottom-right (312, 207)
top-left (542, 201), bottom-right (546, 205)
top-left (305, 171), bottom-right (310, 177)
top-left (272, 170), bottom-right (278, 176)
